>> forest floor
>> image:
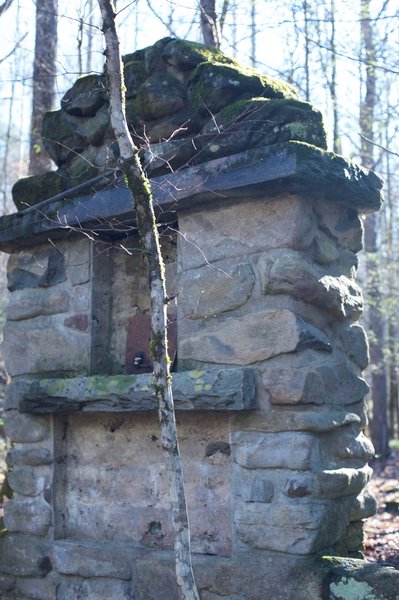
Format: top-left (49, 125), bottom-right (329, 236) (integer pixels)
top-left (364, 448), bottom-right (399, 569)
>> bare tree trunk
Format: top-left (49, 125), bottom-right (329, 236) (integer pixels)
top-left (303, 0), bottom-right (310, 101)
top-left (97, 2), bottom-right (200, 598)
top-left (250, 0), bottom-right (256, 68)
top-left (329, 0), bottom-right (341, 153)
top-left (360, 0), bottom-right (389, 459)
top-left (199, 0), bottom-right (220, 48)
top-left (29, 0), bottom-right (58, 175)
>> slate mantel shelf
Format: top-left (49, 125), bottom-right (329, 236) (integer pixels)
top-left (7, 368), bottom-right (257, 414)
top-left (0, 141), bottom-right (381, 251)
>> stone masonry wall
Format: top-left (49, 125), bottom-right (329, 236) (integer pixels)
top-left (177, 191), bottom-right (375, 557)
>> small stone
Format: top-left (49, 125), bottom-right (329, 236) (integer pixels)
top-left (4, 412), bottom-right (49, 443)
top-left (6, 446), bottom-right (53, 467)
top-left (4, 497), bottom-right (52, 535)
top-left (136, 72), bottom-right (186, 120)
top-left (63, 314), bottom-right (89, 332)
top-left (8, 466), bottom-right (50, 497)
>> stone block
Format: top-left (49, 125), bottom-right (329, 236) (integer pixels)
top-left (3, 315), bottom-right (90, 376)
top-left (0, 534), bottom-right (52, 577)
top-left (315, 200), bottom-right (364, 253)
top-left (16, 575), bottom-right (58, 600)
top-left (0, 576), bottom-right (15, 594)
top-left (242, 478), bottom-right (274, 503)
top-left (339, 323), bottom-right (369, 369)
top-left (178, 195), bottom-right (316, 270)
top-left (17, 368), bottom-right (256, 413)
top-left (325, 557), bottom-right (399, 600)
top-left (7, 247), bottom-right (66, 291)
top-left (262, 356), bottom-right (368, 407)
top-left (8, 466), bottom-right (50, 497)
top-left (51, 541), bottom-right (131, 579)
top-left (57, 577), bottom-right (133, 600)
top-left (315, 465), bottom-right (372, 498)
top-left (4, 411), bottom-right (49, 443)
top-left (6, 287), bottom-right (71, 321)
top-left (65, 237), bottom-right (91, 285)
top-left (321, 427), bottom-right (374, 467)
top-left (179, 309), bottom-right (331, 366)
top-left (234, 502), bottom-right (327, 554)
top-left (350, 488), bottom-right (377, 521)
top-left (178, 262), bottom-right (254, 319)
top-left (6, 446), bottom-right (53, 467)
top-left (232, 403), bottom-right (366, 434)
top-left (4, 497), bottom-right (52, 535)
top-left (258, 250), bottom-right (363, 320)
top-left (233, 431), bottom-right (314, 470)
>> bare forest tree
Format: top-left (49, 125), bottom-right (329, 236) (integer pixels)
top-left (360, 0), bottom-right (389, 459)
top-left (97, 1), bottom-right (200, 598)
top-left (199, 0), bottom-right (220, 48)
top-left (29, 0), bottom-right (58, 175)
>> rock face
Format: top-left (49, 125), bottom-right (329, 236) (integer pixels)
top-left (1, 38), bottom-right (395, 600)
top-left (12, 37), bottom-right (327, 210)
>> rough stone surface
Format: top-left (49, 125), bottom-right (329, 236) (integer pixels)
top-left (4, 497), bottom-right (52, 535)
top-left (233, 431), bottom-right (314, 470)
top-left (4, 411), bottom-right (49, 443)
top-left (315, 466), bottom-right (372, 498)
top-left (261, 352), bottom-right (369, 406)
top-left (0, 534), bottom-right (52, 577)
top-left (16, 575), bottom-right (58, 600)
top-left (57, 577), bottom-right (133, 600)
top-left (6, 287), bottom-right (70, 321)
top-left (16, 368), bottom-right (256, 413)
top-left (179, 309), bottom-right (331, 366)
top-left (58, 413), bottom-right (232, 557)
top-left (339, 323), bottom-right (370, 369)
top-left (179, 262), bottom-right (255, 319)
top-left (3, 315), bottom-right (90, 376)
top-left (178, 195), bottom-right (316, 269)
top-left (51, 541), bottom-right (131, 579)
top-left (258, 250), bottom-right (363, 320)
top-left (6, 446), bottom-right (54, 469)
top-left (7, 466), bottom-right (50, 497)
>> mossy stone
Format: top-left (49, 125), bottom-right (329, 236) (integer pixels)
top-left (42, 109), bottom-right (87, 165)
top-left (80, 104), bottom-right (111, 146)
top-left (188, 62), bottom-right (298, 116)
top-left (124, 59), bottom-right (147, 98)
top-left (12, 171), bottom-right (63, 210)
top-left (145, 109), bottom-right (201, 143)
top-left (161, 38), bottom-right (238, 71)
top-left (136, 72), bottom-right (186, 120)
top-left (61, 73), bottom-right (107, 117)
top-left (144, 37), bottom-right (175, 74)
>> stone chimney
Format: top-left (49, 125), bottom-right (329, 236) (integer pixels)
top-left (1, 38), bottom-right (395, 600)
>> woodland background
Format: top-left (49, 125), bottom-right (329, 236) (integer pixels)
top-left (0, 0), bottom-right (398, 560)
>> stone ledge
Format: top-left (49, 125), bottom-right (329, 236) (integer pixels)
top-left (0, 142), bottom-right (382, 251)
top-left (11, 368), bottom-right (256, 414)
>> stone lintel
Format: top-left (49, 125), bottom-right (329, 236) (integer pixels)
top-left (0, 142), bottom-right (382, 251)
top-left (15, 367), bottom-right (256, 414)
